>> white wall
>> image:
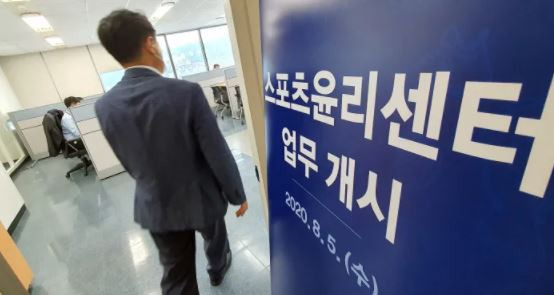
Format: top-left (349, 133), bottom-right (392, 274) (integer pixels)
top-left (88, 44), bottom-right (122, 73)
top-left (0, 66), bottom-right (21, 113)
top-left (42, 47), bottom-right (103, 98)
top-left (0, 66), bottom-right (23, 163)
top-left (0, 163), bottom-right (24, 228)
top-left (0, 53), bottom-right (60, 108)
top-left (0, 44), bottom-right (117, 109)
top-left (0, 43), bottom-right (230, 111)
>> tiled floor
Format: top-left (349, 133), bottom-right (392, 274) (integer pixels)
top-left (225, 131), bottom-right (253, 158)
top-left (217, 115), bottom-right (247, 137)
top-left (10, 117), bottom-right (270, 295)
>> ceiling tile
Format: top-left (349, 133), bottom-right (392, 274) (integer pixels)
top-left (0, 0), bottom-right (225, 56)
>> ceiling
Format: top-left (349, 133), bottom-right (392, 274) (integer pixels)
top-left (0, 0), bottom-right (227, 56)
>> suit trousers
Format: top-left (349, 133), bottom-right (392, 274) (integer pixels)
top-left (150, 218), bottom-right (230, 295)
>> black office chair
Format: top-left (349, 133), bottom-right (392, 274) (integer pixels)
top-left (234, 86), bottom-right (245, 125)
top-left (42, 109), bottom-right (91, 179)
top-left (212, 86), bottom-right (224, 114)
top-left (211, 86), bottom-right (231, 119)
top-left (63, 139), bottom-right (91, 178)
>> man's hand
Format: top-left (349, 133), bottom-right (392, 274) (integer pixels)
top-left (235, 201), bottom-right (248, 217)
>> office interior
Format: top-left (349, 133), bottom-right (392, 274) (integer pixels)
top-left (0, 0), bottom-right (267, 294)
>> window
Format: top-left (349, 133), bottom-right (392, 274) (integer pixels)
top-left (100, 69), bottom-right (125, 91)
top-left (156, 36), bottom-right (176, 78)
top-left (166, 31), bottom-right (207, 78)
top-left (200, 25), bottom-right (235, 70)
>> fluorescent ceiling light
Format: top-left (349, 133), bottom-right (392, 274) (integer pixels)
top-left (21, 13), bottom-right (54, 33)
top-left (1, 0), bottom-right (29, 2)
top-left (150, 1), bottom-right (176, 24)
top-left (45, 36), bottom-right (64, 47)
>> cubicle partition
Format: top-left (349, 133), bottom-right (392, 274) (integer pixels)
top-left (8, 95), bottom-right (102, 162)
top-left (6, 67), bottom-right (242, 177)
top-left (185, 66), bottom-right (240, 111)
top-left (8, 102), bottom-right (65, 161)
top-left (223, 67), bottom-right (242, 119)
top-left (70, 98), bottom-right (124, 180)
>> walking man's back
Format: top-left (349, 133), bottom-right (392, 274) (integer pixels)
top-left (96, 9), bottom-right (248, 295)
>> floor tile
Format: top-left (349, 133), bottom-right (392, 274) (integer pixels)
top-left (10, 116), bottom-right (269, 294)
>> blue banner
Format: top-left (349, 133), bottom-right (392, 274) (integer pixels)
top-left (261, 0), bottom-right (554, 294)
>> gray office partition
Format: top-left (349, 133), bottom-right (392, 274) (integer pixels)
top-left (8, 102), bottom-right (65, 161)
top-left (7, 94), bottom-right (103, 162)
top-left (184, 66), bottom-right (236, 83)
top-left (223, 67), bottom-right (241, 119)
top-left (223, 67), bottom-right (238, 80)
top-left (70, 99), bottom-right (124, 180)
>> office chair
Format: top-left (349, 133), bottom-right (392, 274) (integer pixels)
top-left (212, 86), bottom-right (225, 115)
top-left (234, 86), bottom-right (245, 125)
top-left (63, 139), bottom-right (91, 179)
top-left (211, 86), bottom-right (231, 119)
top-left (42, 109), bottom-right (91, 179)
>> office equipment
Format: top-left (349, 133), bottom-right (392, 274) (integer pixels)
top-left (99, 69), bottom-right (125, 92)
top-left (213, 86), bottom-right (231, 119)
top-left (223, 68), bottom-right (241, 119)
top-left (42, 109), bottom-right (92, 178)
top-left (211, 86), bottom-right (230, 118)
top-left (63, 139), bottom-right (90, 178)
top-left (234, 86), bottom-right (245, 125)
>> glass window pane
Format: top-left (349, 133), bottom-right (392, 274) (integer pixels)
top-left (166, 31), bottom-right (207, 79)
top-left (200, 25), bottom-right (235, 70)
top-left (156, 36), bottom-right (176, 78)
top-left (100, 69), bottom-right (125, 91)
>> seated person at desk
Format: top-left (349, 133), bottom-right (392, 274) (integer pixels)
top-left (61, 96), bottom-right (85, 149)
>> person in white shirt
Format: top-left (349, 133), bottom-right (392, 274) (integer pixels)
top-left (61, 96), bottom-right (83, 141)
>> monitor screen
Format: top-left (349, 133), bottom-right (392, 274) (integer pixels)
top-left (100, 69), bottom-right (125, 91)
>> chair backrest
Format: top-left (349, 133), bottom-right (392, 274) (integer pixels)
top-left (42, 109), bottom-right (86, 159)
top-left (42, 109), bottom-right (65, 156)
top-left (234, 86), bottom-right (243, 106)
top-left (220, 88), bottom-right (230, 103)
top-left (211, 86), bottom-right (222, 103)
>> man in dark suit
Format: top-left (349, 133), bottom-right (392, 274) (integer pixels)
top-left (96, 9), bottom-right (248, 295)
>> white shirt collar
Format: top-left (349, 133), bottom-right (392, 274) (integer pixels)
top-left (126, 65), bottom-right (163, 76)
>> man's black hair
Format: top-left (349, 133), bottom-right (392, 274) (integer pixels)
top-left (64, 96), bottom-right (83, 108)
top-left (97, 9), bottom-right (156, 64)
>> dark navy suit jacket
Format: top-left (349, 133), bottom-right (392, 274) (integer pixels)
top-left (95, 67), bottom-right (246, 232)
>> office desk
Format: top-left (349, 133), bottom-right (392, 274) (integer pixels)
top-left (71, 99), bottom-right (124, 180)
